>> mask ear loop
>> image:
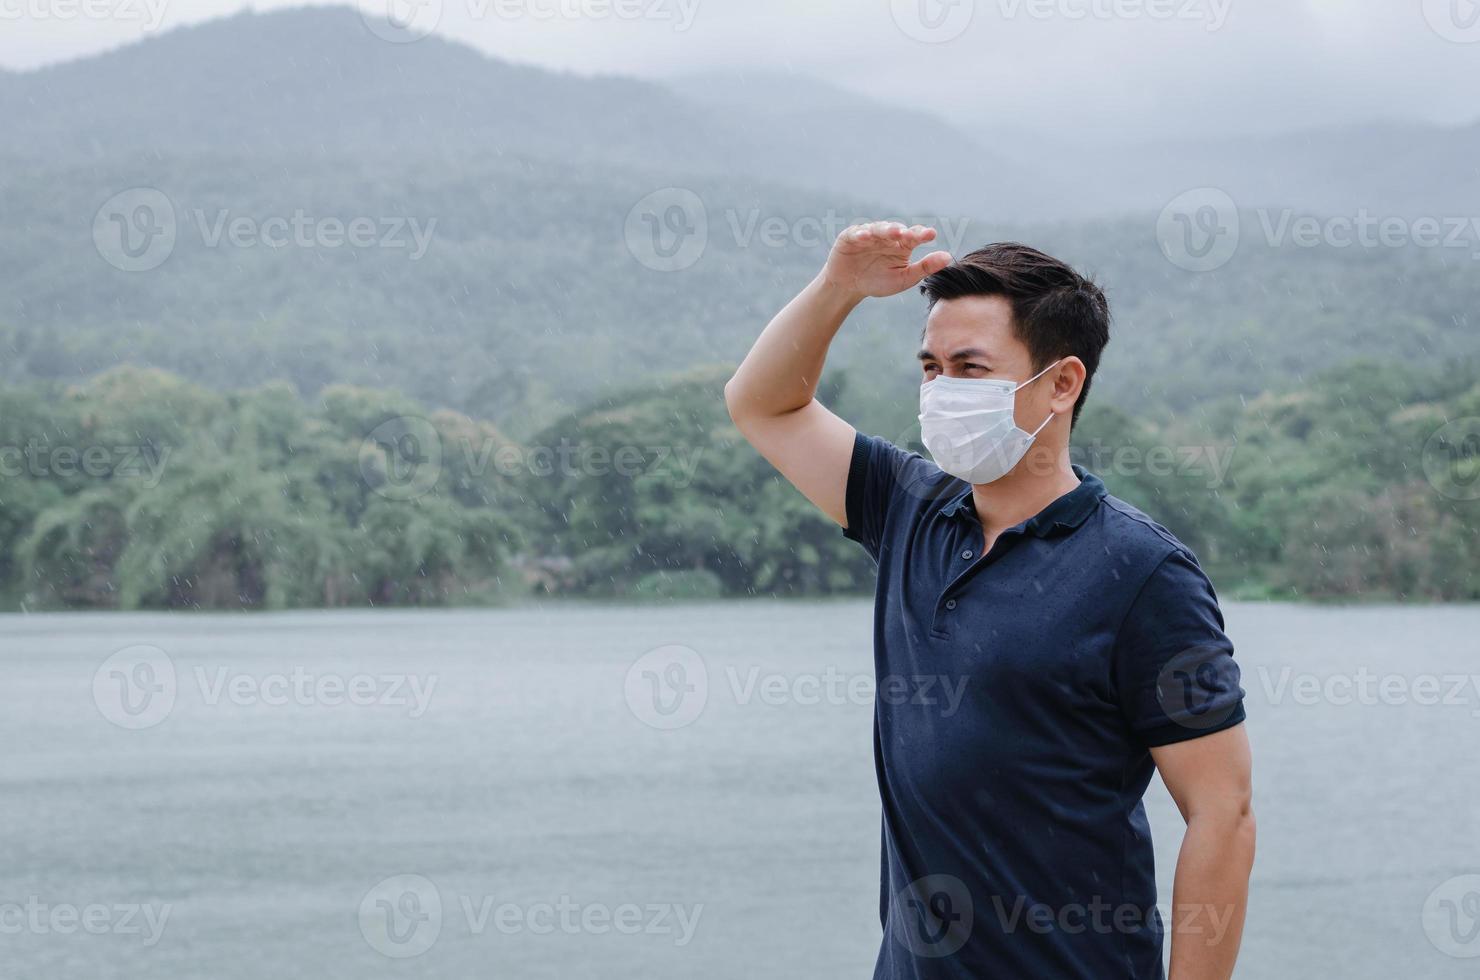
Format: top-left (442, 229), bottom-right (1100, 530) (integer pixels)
top-left (1013, 358), bottom-right (1063, 393)
top-left (1019, 360), bottom-right (1063, 437)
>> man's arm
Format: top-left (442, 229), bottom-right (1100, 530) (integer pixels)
top-left (1151, 723), bottom-right (1256, 980)
top-left (723, 222), bottom-right (951, 526)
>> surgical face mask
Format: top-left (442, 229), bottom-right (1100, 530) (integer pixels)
top-left (918, 360), bottom-right (1061, 485)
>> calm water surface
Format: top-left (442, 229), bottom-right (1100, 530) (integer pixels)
top-left (2, 601), bottom-right (1478, 978)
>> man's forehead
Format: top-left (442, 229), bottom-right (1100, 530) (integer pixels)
top-left (922, 295), bottom-right (1025, 358)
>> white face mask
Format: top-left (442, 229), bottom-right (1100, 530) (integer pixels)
top-left (918, 360), bottom-right (1061, 485)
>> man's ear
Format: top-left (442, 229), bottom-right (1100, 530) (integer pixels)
top-left (1049, 357), bottom-right (1086, 415)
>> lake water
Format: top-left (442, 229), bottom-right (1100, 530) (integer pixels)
top-left (2, 601), bottom-right (1478, 978)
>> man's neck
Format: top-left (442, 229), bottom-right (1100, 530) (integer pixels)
top-left (969, 445), bottom-right (1081, 545)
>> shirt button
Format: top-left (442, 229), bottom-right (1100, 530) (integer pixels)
top-left (961, 550), bottom-right (974, 560)
top-left (945, 599), bottom-right (958, 610)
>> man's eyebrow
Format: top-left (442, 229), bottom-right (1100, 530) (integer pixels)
top-left (918, 348), bottom-right (993, 363)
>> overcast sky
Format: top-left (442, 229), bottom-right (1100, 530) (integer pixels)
top-left (3, 0), bottom-right (1477, 140)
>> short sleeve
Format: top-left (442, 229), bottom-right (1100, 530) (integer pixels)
top-left (841, 432), bottom-right (933, 559)
top-left (1114, 548), bottom-right (1246, 747)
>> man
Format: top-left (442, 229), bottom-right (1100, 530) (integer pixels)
top-left (724, 222), bottom-right (1254, 979)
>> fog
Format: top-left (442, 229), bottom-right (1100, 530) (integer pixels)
top-left (4, 0), bottom-right (1479, 141)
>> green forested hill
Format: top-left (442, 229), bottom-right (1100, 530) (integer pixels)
top-left (5, 151), bottom-right (1480, 436)
top-left (2, 362), bottom-right (1476, 610)
top-left (3, 5), bottom-right (1479, 433)
top-left (2, 6), bottom-right (1477, 609)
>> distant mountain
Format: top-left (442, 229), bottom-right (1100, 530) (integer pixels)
top-left (5, 6), bottom-right (1474, 222)
top-left (0, 7), bottom-right (731, 175)
top-left (663, 69), bottom-right (1069, 221)
top-left (2, 4), bottom-right (1478, 433)
top-left (0, 6), bottom-right (1055, 220)
top-left (676, 71), bottom-right (1480, 221)
top-left (973, 117), bottom-right (1480, 221)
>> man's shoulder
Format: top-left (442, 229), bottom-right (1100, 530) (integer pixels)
top-left (1091, 491), bottom-right (1199, 573)
top-left (856, 434), bottom-right (958, 510)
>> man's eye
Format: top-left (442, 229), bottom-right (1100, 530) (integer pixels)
top-left (922, 365), bottom-right (941, 378)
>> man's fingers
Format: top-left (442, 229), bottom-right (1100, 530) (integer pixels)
top-left (906, 250), bottom-right (954, 282)
top-left (839, 222), bottom-right (940, 254)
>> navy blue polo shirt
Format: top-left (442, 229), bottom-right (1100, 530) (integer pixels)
top-left (843, 432), bottom-right (1245, 980)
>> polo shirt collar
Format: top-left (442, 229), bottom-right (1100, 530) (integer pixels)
top-left (940, 466), bottom-right (1107, 538)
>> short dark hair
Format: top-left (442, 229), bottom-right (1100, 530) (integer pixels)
top-left (920, 243), bottom-right (1110, 426)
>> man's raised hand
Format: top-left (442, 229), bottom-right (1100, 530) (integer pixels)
top-left (822, 222), bottom-right (954, 301)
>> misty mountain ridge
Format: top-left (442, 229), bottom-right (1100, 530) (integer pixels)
top-left (3, 5), bottom-right (1475, 222)
top-left (2, 3), bottom-right (1478, 432)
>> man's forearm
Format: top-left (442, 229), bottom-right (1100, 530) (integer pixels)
top-left (1167, 807), bottom-right (1256, 979)
top-left (723, 273), bottom-right (860, 422)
